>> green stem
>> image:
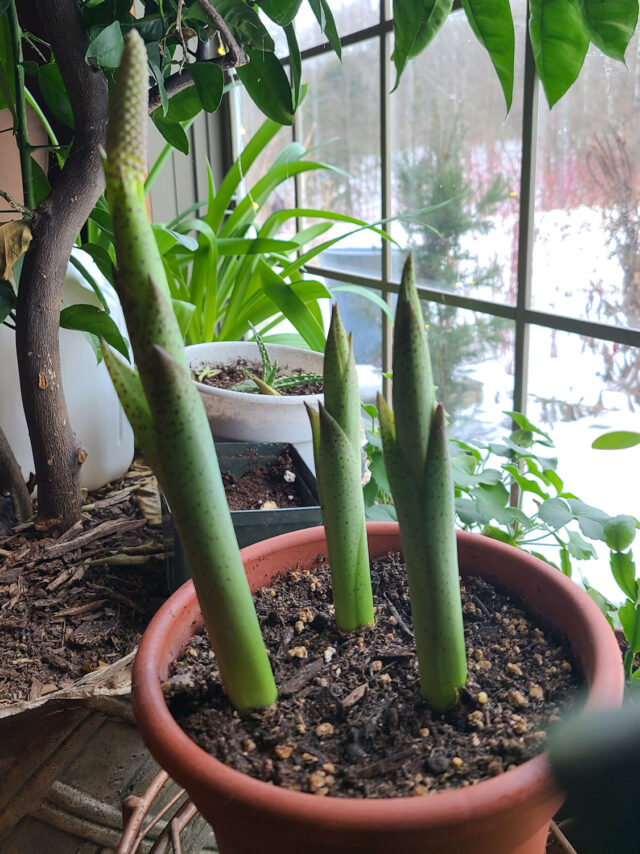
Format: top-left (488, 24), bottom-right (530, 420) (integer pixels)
top-left (8, 2), bottom-right (34, 211)
top-left (24, 87), bottom-right (64, 169)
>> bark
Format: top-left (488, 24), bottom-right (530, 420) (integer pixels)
top-left (15, 0), bottom-right (108, 532)
top-left (0, 423), bottom-right (32, 522)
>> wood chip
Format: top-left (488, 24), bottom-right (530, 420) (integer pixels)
top-left (342, 682), bottom-right (368, 708)
top-left (45, 518), bottom-right (146, 558)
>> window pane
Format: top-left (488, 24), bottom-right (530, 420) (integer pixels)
top-left (389, 6), bottom-right (524, 306)
top-left (295, 0), bottom-right (379, 53)
top-left (296, 39), bottom-right (382, 277)
top-left (527, 325), bottom-right (640, 601)
top-left (532, 29), bottom-right (640, 330)
top-left (421, 302), bottom-right (514, 442)
top-left (231, 87), bottom-right (296, 232)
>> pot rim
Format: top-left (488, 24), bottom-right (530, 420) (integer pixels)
top-left (132, 523), bottom-right (624, 831)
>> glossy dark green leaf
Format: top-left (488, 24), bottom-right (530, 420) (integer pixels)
top-left (592, 430), bottom-right (640, 449)
top-left (164, 85), bottom-right (202, 122)
top-left (461, 0), bottom-right (514, 110)
top-left (38, 63), bottom-right (74, 128)
top-left (152, 115), bottom-right (190, 154)
top-left (86, 20), bottom-right (125, 68)
top-left (392, 0), bottom-right (452, 89)
top-left (77, 243), bottom-right (115, 286)
top-left (604, 514), bottom-right (638, 552)
top-left (578, 0), bottom-right (639, 61)
top-left (237, 49), bottom-right (294, 125)
top-left (0, 279), bottom-right (16, 323)
top-left (529, 0), bottom-right (590, 108)
top-left (257, 0), bottom-right (303, 26)
top-left (306, 0), bottom-right (342, 57)
top-left (60, 304), bottom-right (129, 361)
top-left (189, 62), bottom-right (223, 113)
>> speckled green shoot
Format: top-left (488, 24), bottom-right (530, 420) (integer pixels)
top-left (378, 255), bottom-right (467, 710)
top-left (307, 306), bottom-right (373, 631)
top-left (102, 30), bottom-right (276, 712)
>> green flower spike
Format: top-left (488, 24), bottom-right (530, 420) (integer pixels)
top-left (102, 30), bottom-right (277, 712)
top-left (378, 255), bottom-right (467, 710)
top-left (307, 305), bottom-right (374, 632)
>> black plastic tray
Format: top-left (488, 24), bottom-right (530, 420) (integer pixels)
top-left (163, 442), bottom-right (321, 590)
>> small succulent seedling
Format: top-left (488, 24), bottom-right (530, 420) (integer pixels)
top-left (231, 324), bottom-right (323, 395)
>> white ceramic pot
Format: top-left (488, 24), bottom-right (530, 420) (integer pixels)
top-left (0, 250), bottom-right (134, 491)
top-left (186, 342), bottom-right (324, 471)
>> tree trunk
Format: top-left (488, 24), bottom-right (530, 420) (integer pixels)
top-left (0, 423), bottom-right (32, 522)
top-left (15, 0), bottom-right (108, 532)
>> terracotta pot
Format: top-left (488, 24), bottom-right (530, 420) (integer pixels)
top-left (132, 524), bottom-right (624, 854)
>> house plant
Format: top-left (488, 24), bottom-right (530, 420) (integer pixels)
top-left (102, 34), bottom-right (623, 854)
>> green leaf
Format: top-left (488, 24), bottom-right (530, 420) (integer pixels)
top-left (30, 156), bottom-right (51, 207)
top-left (38, 63), bottom-right (74, 128)
top-left (473, 481), bottom-right (510, 520)
top-left (79, 242), bottom-right (116, 285)
top-left (0, 278), bottom-right (16, 323)
top-left (172, 298), bottom-right (196, 339)
top-left (258, 0), bottom-right (303, 26)
top-left (461, 0), bottom-right (515, 111)
top-left (538, 497), bottom-right (573, 528)
top-left (483, 525), bottom-right (518, 546)
top-left (86, 20), bottom-right (125, 68)
top-left (610, 551), bottom-right (638, 600)
top-left (592, 430), bottom-right (640, 450)
top-left (152, 115), bottom-right (189, 154)
top-left (365, 502), bottom-right (397, 522)
top-left (560, 547), bottom-right (572, 576)
top-left (163, 86), bottom-right (202, 122)
top-left (504, 410), bottom-right (554, 444)
top-left (529, 0), bottom-right (590, 108)
top-left (189, 62), bottom-right (224, 113)
top-left (60, 304), bottom-right (129, 361)
top-left (149, 60), bottom-right (168, 116)
top-left (577, 0), bottom-right (639, 61)
top-left (503, 463), bottom-right (550, 499)
top-left (604, 515), bottom-right (638, 552)
top-left (237, 48), bottom-right (294, 125)
top-left (584, 583), bottom-right (616, 618)
top-left (260, 265), bottom-right (326, 352)
top-left (392, 0), bottom-right (453, 89)
top-left (330, 284), bottom-right (395, 321)
top-left (307, 0), bottom-right (342, 57)
top-left (567, 499), bottom-right (610, 541)
top-left (618, 598), bottom-right (640, 653)
top-left (566, 530), bottom-right (597, 561)
top-left (285, 24), bottom-right (302, 111)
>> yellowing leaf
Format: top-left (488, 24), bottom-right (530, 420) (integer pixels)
top-left (0, 220), bottom-right (32, 279)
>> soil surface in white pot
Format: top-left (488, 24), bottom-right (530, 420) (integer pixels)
top-left (193, 360), bottom-right (323, 396)
top-left (164, 554), bottom-right (581, 798)
top-left (222, 446), bottom-right (317, 510)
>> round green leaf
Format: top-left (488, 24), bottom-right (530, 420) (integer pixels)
top-left (604, 514), bottom-right (638, 552)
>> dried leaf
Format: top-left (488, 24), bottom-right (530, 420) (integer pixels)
top-left (134, 478), bottom-right (162, 526)
top-left (0, 221), bottom-right (32, 279)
